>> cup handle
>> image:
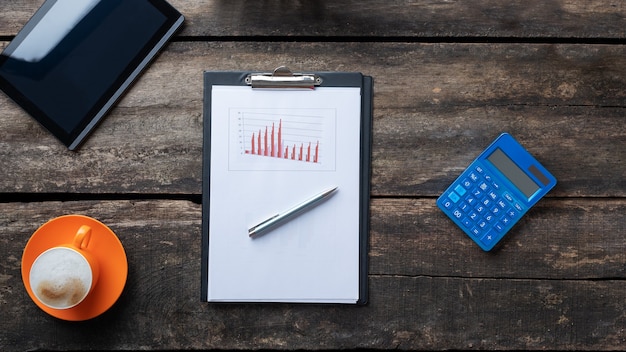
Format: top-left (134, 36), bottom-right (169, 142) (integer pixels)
top-left (73, 225), bottom-right (92, 249)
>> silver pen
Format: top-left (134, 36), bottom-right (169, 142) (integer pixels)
top-left (248, 186), bottom-right (338, 238)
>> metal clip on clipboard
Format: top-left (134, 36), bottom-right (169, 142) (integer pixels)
top-left (245, 66), bottom-right (322, 89)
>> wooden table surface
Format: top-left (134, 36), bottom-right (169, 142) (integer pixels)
top-left (1, 1), bottom-right (625, 350)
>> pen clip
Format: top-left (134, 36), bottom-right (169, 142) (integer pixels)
top-left (245, 66), bottom-right (322, 89)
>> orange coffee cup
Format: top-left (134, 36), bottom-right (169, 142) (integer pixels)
top-left (28, 225), bottom-right (100, 310)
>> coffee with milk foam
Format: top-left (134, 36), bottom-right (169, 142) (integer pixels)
top-left (30, 247), bottom-right (93, 309)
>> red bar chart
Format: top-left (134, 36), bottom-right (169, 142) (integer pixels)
top-left (245, 119), bottom-right (320, 163)
top-left (237, 111), bottom-right (327, 165)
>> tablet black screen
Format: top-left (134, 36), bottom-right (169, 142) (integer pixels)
top-left (0, 0), bottom-right (184, 150)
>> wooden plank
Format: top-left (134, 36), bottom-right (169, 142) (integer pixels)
top-left (0, 200), bottom-right (624, 350)
top-left (2, 199), bottom-right (623, 294)
top-left (175, 0), bottom-right (626, 39)
top-left (371, 105), bottom-right (626, 198)
top-left (1, 0), bottom-right (625, 39)
top-left (369, 198), bottom-right (626, 279)
top-left (3, 276), bottom-right (624, 350)
top-left (1, 42), bottom-right (624, 196)
top-left (0, 0), bottom-right (43, 36)
top-left (5, 276), bottom-right (624, 350)
top-left (4, 42), bottom-right (624, 112)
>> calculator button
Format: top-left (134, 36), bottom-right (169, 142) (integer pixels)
top-left (484, 214), bottom-right (495, 223)
top-left (448, 192), bottom-right (460, 203)
top-left (513, 202), bottom-right (524, 212)
top-left (482, 198), bottom-right (492, 207)
top-left (479, 182), bottom-right (489, 192)
top-left (497, 199), bottom-right (507, 208)
top-left (442, 200), bottom-right (454, 209)
top-left (494, 222), bottom-right (505, 232)
top-left (465, 196), bottom-right (477, 205)
top-left (469, 212), bottom-right (479, 221)
top-left (503, 192), bottom-right (514, 203)
top-left (454, 184), bottom-right (467, 196)
top-left (475, 204), bottom-right (486, 214)
top-left (480, 231), bottom-right (497, 246)
top-left (491, 181), bottom-right (501, 190)
top-left (475, 166), bottom-right (484, 173)
top-left (470, 227), bottom-right (481, 237)
top-left (452, 209), bottom-right (463, 219)
top-left (491, 206), bottom-right (501, 216)
top-left (488, 191), bottom-right (498, 200)
top-left (469, 172), bottom-right (479, 182)
top-left (462, 218), bottom-right (472, 228)
top-left (484, 174), bottom-right (492, 182)
top-left (506, 208), bottom-right (517, 218)
top-left (477, 220), bottom-right (487, 229)
top-left (459, 202), bottom-right (471, 213)
top-left (472, 188), bottom-right (483, 199)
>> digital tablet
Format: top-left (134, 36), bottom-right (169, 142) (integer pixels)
top-left (0, 0), bottom-right (184, 150)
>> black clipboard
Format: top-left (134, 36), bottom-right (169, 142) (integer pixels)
top-left (201, 67), bottom-right (372, 304)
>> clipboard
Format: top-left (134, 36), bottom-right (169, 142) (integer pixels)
top-left (201, 67), bottom-right (372, 304)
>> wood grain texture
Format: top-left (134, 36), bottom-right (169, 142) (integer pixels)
top-left (1, 200), bottom-right (625, 350)
top-left (0, 0), bottom-right (624, 350)
top-left (1, 42), bottom-right (624, 196)
top-left (1, 0), bottom-right (625, 38)
top-left (369, 198), bottom-right (626, 279)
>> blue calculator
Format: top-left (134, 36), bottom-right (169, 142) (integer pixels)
top-left (437, 133), bottom-right (557, 251)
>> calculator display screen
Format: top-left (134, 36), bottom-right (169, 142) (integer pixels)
top-left (487, 148), bottom-right (540, 198)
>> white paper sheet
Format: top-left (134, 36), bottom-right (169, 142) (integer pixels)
top-left (207, 85), bottom-right (362, 303)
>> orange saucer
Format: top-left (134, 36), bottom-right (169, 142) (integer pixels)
top-left (21, 215), bottom-right (128, 321)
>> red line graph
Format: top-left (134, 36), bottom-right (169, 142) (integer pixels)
top-left (245, 119), bottom-right (320, 163)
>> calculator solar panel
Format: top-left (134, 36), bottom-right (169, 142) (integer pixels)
top-left (0, 0), bottom-right (184, 150)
